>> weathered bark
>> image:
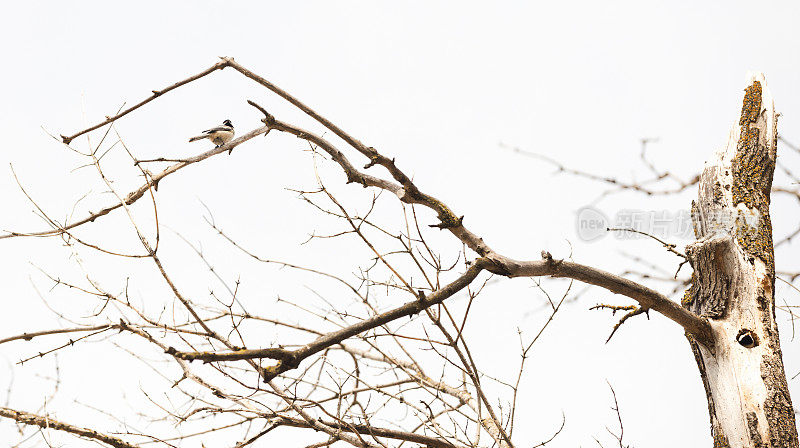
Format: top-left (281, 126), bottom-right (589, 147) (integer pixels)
top-left (683, 74), bottom-right (797, 447)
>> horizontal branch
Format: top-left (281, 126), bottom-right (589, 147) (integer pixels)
top-left (508, 146), bottom-right (701, 196)
top-left (0, 406), bottom-right (139, 448)
top-left (273, 415), bottom-right (461, 448)
top-left (166, 346), bottom-right (294, 363)
top-left (0, 324), bottom-right (114, 345)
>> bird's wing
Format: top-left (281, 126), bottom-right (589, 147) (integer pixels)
top-left (202, 125), bottom-right (232, 134)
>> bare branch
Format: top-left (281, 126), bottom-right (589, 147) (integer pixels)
top-left (590, 304), bottom-right (650, 343)
top-left (2, 124), bottom-right (268, 240)
top-left (245, 105), bottom-right (712, 345)
top-left (172, 259), bottom-right (487, 380)
top-left (499, 252), bottom-right (712, 346)
top-left (606, 227), bottom-right (686, 259)
top-left (0, 406), bottom-right (140, 448)
top-left (0, 324), bottom-right (114, 345)
top-left (4, 57), bottom-right (748, 448)
top-left (167, 347), bottom-right (294, 363)
top-left (60, 59), bottom-right (231, 144)
top-left (272, 416), bottom-right (463, 448)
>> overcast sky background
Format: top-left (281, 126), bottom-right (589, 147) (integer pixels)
top-left (2, 2), bottom-right (800, 447)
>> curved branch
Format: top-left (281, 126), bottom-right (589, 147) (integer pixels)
top-left (497, 254), bottom-right (712, 346)
top-left (258, 112), bottom-right (713, 347)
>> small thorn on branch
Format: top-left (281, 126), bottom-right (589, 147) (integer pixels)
top-left (540, 250), bottom-right (563, 268)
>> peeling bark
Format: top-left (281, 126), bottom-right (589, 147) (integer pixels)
top-left (684, 74), bottom-right (797, 447)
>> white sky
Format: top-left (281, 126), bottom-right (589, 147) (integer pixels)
top-left (2, 1), bottom-right (800, 447)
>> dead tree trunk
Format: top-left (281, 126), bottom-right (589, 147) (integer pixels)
top-left (684, 74), bottom-right (798, 447)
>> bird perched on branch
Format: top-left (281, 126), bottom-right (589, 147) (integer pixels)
top-left (189, 119), bottom-right (234, 148)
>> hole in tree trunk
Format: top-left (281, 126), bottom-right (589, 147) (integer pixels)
top-left (736, 329), bottom-right (758, 348)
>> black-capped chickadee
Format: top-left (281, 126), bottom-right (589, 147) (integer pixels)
top-left (189, 119), bottom-right (235, 148)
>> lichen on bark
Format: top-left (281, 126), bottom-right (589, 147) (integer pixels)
top-left (731, 81), bottom-right (776, 276)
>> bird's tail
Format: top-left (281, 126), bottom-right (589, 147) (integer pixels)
top-left (188, 135), bottom-right (206, 142)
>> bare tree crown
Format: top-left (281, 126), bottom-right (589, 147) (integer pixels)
top-left (1, 58), bottom-right (797, 448)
